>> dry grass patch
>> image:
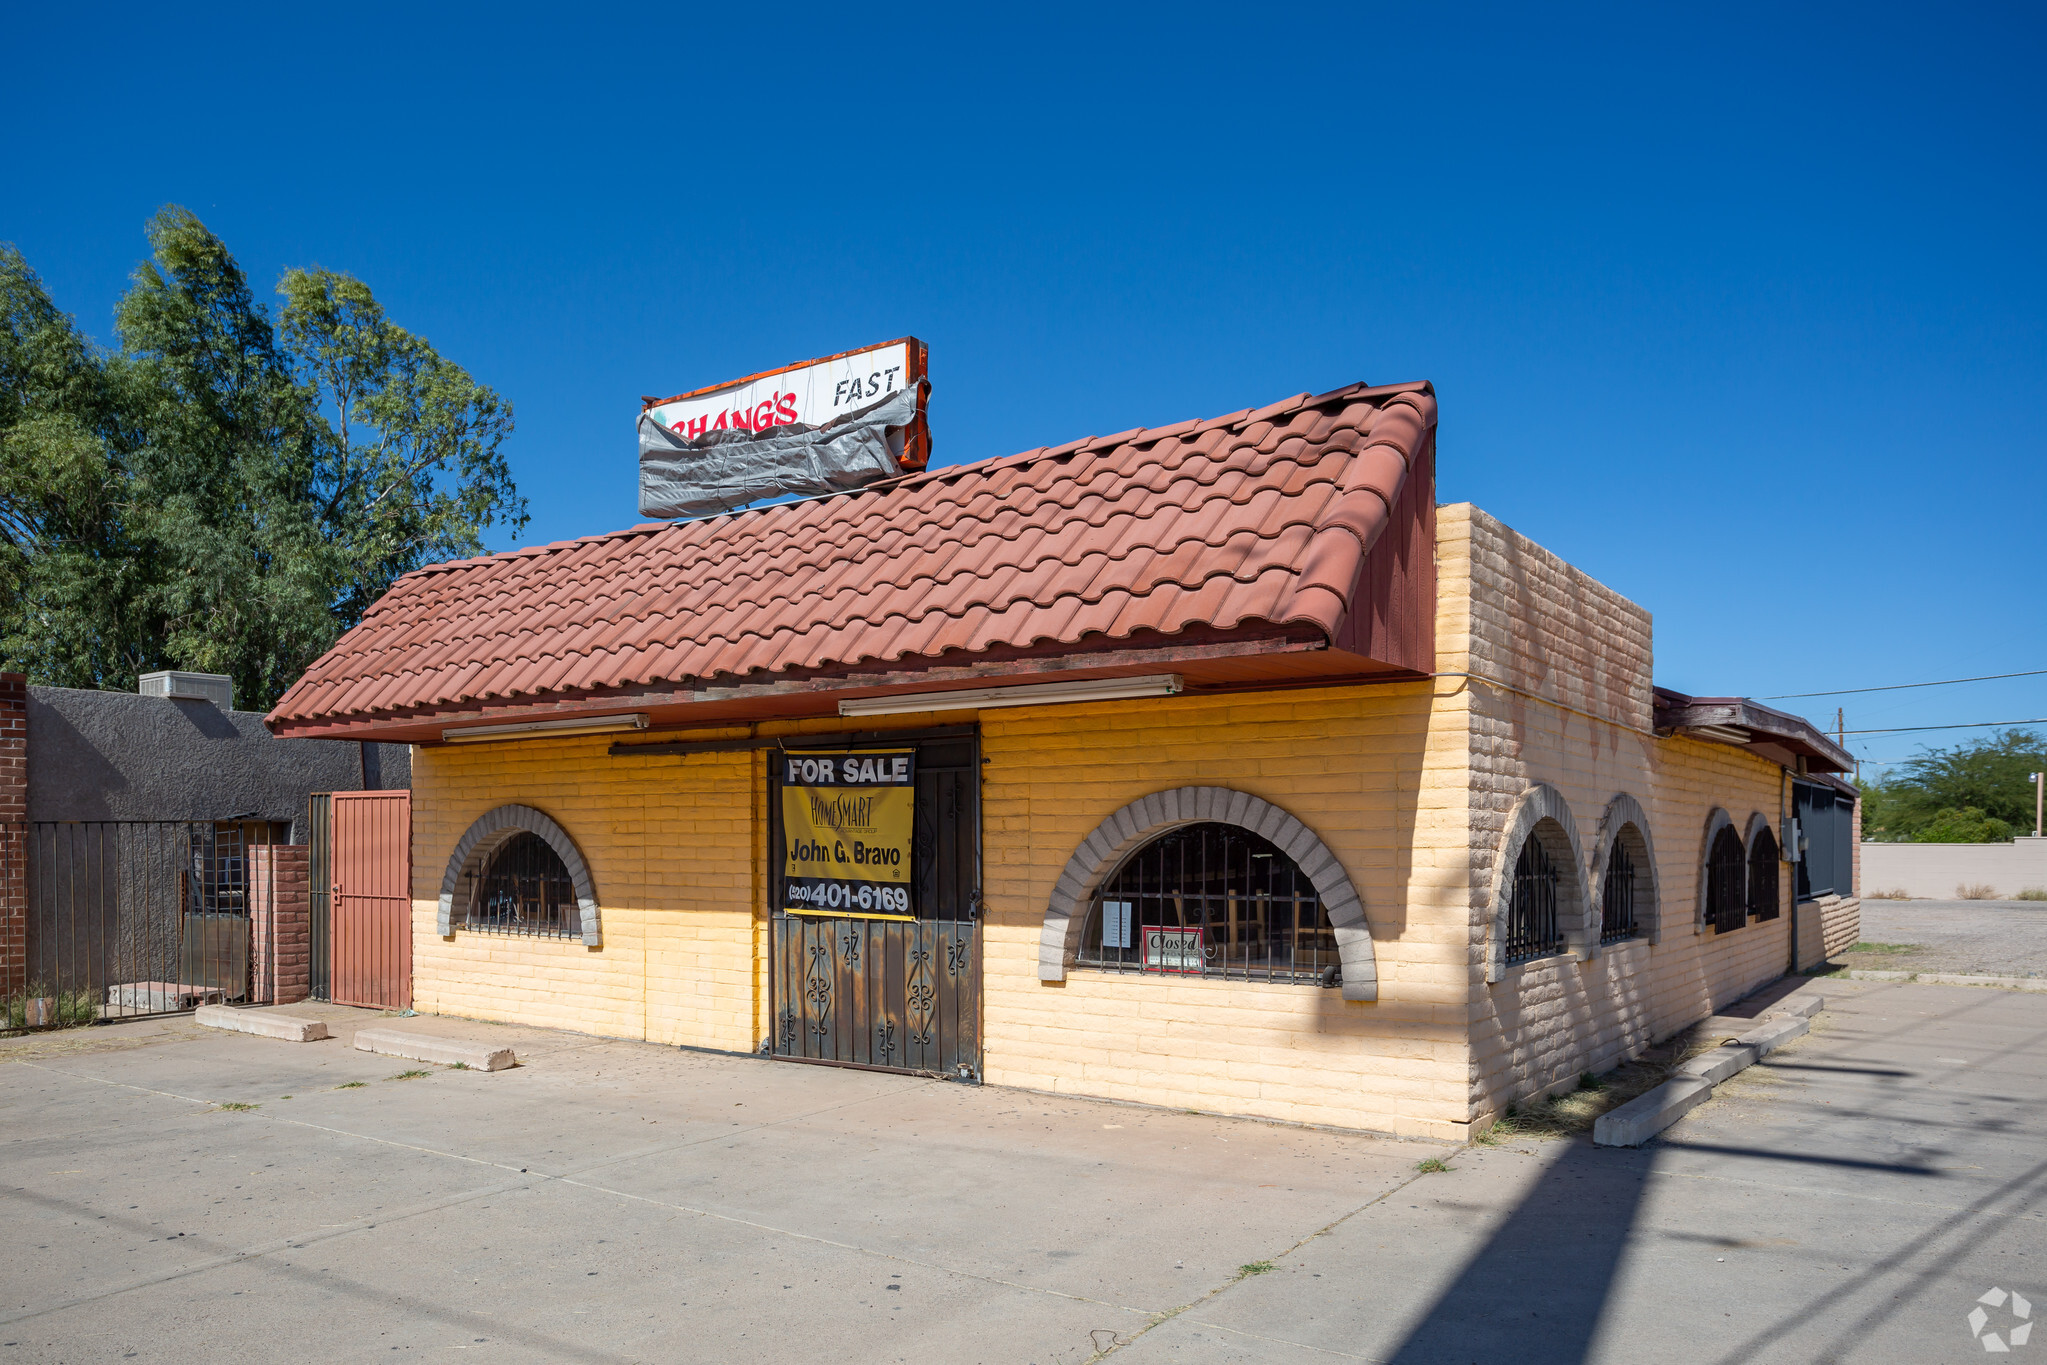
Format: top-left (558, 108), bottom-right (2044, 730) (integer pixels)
top-left (1476, 1025), bottom-right (1756, 1143)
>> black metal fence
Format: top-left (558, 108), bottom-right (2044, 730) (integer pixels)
top-left (10, 820), bottom-right (288, 1029)
top-left (308, 794), bottom-right (331, 1001)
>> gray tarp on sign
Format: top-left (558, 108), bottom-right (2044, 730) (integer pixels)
top-left (638, 385), bottom-right (920, 519)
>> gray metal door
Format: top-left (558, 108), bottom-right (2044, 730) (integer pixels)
top-left (768, 728), bottom-right (981, 1079)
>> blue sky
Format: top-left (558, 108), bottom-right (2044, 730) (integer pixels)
top-left (6, 3), bottom-right (2043, 771)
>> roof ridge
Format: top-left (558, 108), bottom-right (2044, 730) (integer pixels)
top-left (399, 382), bottom-right (1415, 582)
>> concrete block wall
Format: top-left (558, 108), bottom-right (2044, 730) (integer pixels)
top-left (1446, 510), bottom-right (1797, 1122)
top-left (1860, 838), bottom-right (2047, 900)
top-left (249, 844), bottom-right (311, 1004)
top-left (0, 674), bottom-right (23, 997)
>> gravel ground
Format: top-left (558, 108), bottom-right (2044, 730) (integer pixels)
top-left (1847, 897), bottom-right (2047, 978)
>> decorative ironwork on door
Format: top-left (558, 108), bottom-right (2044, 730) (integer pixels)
top-left (769, 730), bottom-right (981, 1080)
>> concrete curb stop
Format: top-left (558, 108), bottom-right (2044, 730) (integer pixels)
top-left (195, 1004), bottom-right (329, 1042)
top-left (353, 1028), bottom-right (516, 1071)
top-left (1592, 996), bottom-right (1820, 1149)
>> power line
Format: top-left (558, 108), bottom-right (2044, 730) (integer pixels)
top-left (1839, 718), bottom-right (2047, 736)
top-left (1766, 667), bottom-right (2047, 699)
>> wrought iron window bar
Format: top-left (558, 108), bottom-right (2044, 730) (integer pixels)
top-left (1708, 827), bottom-right (1748, 934)
top-left (1600, 840), bottom-right (1638, 945)
top-left (1076, 822), bottom-right (1338, 985)
top-left (1747, 828), bottom-right (1781, 921)
top-left (1505, 835), bottom-right (1564, 964)
top-left (463, 831), bottom-right (580, 938)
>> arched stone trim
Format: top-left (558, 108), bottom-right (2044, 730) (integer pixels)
top-left (437, 805), bottom-right (602, 946)
top-left (1038, 787), bottom-right (1377, 1002)
top-left (1743, 811), bottom-right (1776, 854)
top-left (1591, 792), bottom-right (1661, 947)
top-left (1485, 783), bottom-right (1591, 983)
top-left (1695, 808), bottom-right (1738, 935)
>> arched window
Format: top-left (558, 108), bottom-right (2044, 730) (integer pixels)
top-left (1600, 838), bottom-right (1639, 944)
top-left (1707, 826), bottom-right (1747, 934)
top-left (1506, 834), bottom-right (1564, 963)
top-left (465, 831), bottom-right (579, 937)
top-left (1075, 821), bottom-right (1337, 983)
top-left (1747, 826), bottom-right (1780, 921)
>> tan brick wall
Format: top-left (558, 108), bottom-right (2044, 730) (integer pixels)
top-left (1449, 508), bottom-right (1797, 1122)
top-left (1822, 896), bottom-right (1861, 960)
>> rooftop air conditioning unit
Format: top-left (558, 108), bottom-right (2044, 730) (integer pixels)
top-left (139, 670), bottom-right (234, 711)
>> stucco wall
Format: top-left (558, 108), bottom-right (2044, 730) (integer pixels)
top-left (27, 686), bottom-right (409, 834)
top-left (1860, 838), bottom-right (2047, 900)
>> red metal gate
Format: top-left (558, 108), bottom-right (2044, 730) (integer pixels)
top-left (330, 791), bottom-right (412, 1010)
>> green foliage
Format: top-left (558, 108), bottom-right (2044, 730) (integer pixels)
top-left (1415, 1157), bottom-right (1451, 1173)
top-left (1860, 729), bottom-right (2047, 843)
top-left (1910, 806), bottom-right (2015, 844)
top-left (4, 984), bottom-right (97, 1028)
top-left (0, 207), bottom-right (526, 709)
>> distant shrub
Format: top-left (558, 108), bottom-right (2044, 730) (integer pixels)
top-left (1916, 809), bottom-right (2015, 844)
top-left (1957, 883), bottom-right (1999, 900)
top-left (2016, 889), bottom-right (2047, 902)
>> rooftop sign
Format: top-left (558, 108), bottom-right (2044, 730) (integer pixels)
top-left (637, 339), bottom-right (929, 519)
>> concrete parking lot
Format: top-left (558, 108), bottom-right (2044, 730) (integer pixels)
top-left (4, 979), bottom-right (2044, 1364)
top-left (1852, 897), bottom-right (2047, 978)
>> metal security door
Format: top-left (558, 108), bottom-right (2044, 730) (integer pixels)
top-left (330, 790), bottom-right (412, 1010)
top-left (769, 729), bottom-right (981, 1079)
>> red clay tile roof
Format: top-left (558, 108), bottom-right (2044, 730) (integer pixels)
top-left (268, 381), bottom-right (1436, 731)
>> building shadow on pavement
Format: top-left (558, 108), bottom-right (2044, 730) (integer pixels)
top-left (1382, 1138), bottom-right (1654, 1365)
top-left (1381, 1132), bottom-right (1956, 1365)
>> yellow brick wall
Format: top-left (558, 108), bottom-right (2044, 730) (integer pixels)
top-left (408, 735), bottom-right (762, 1051)
top-left (978, 682), bottom-right (1477, 1142)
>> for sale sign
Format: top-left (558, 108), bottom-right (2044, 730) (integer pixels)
top-left (780, 751), bottom-right (916, 920)
top-left (645, 339), bottom-right (923, 449)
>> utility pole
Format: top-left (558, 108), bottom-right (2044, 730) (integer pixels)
top-left (2033, 771), bottom-right (2043, 839)
top-left (1837, 707), bottom-right (1845, 750)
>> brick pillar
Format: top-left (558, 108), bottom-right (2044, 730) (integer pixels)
top-left (249, 845), bottom-right (311, 1004)
top-left (0, 673), bottom-right (24, 998)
